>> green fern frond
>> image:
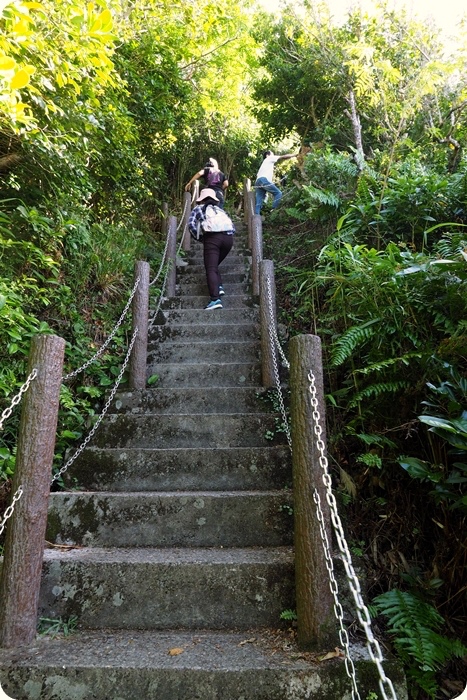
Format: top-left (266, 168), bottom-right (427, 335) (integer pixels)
top-left (355, 352), bottom-right (423, 375)
top-left (373, 590), bottom-right (467, 698)
top-left (330, 319), bottom-right (380, 367)
top-left (348, 380), bottom-right (411, 407)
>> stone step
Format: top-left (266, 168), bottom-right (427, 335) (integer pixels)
top-left (0, 629), bottom-right (407, 700)
top-left (176, 282), bottom-right (247, 296)
top-left (39, 546), bottom-right (295, 630)
top-left (92, 413), bottom-right (285, 449)
top-left (46, 490), bottom-right (293, 548)
top-left (66, 445), bottom-right (292, 492)
top-left (163, 295), bottom-right (252, 309)
top-left (146, 361), bottom-right (261, 387)
top-left (162, 307), bottom-right (258, 325)
top-left (149, 322), bottom-right (260, 343)
top-left (111, 387), bottom-right (270, 414)
top-left (148, 341), bottom-right (259, 365)
top-left (176, 270), bottom-right (249, 285)
top-left (182, 262), bottom-right (247, 275)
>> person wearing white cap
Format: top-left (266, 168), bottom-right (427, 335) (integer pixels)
top-left (188, 188), bottom-right (235, 310)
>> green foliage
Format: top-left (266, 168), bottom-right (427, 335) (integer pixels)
top-left (373, 589), bottom-right (467, 697)
top-left (38, 615), bottom-right (78, 638)
top-left (280, 608), bottom-right (297, 621)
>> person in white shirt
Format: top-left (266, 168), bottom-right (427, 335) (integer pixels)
top-left (254, 149), bottom-right (298, 214)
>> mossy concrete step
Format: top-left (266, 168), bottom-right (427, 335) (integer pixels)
top-left (148, 340), bottom-right (259, 365)
top-left (149, 322), bottom-right (259, 344)
top-left (145, 361), bottom-right (261, 387)
top-left (66, 445), bottom-right (292, 492)
top-left (162, 307), bottom-right (258, 325)
top-left (0, 629), bottom-right (408, 700)
top-left (92, 413), bottom-right (285, 449)
top-left (163, 295), bottom-right (252, 309)
top-left (175, 270), bottom-right (248, 285)
top-left (111, 387), bottom-right (270, 415)
top-left (182, 262), bottom-right (247, 276)
top-left (176, 282), bottom-right (247, 296)
top-left (38, 546), bottom-right (295, 630)
top-left (46, 490), bottom-right (293, 548)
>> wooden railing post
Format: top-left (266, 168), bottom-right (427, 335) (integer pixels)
top-left (161, 202), bottom-right (169, 238)
top-left (289, 334), bottom-right (336, 650)
top-left (181, 191), bottom-right (191, 252)
top-left (166, 215), bottom-right (177, 298)
top-left (251, 214), bottom-right (263, 298)
top-left (0, 334), bottom-right (65, 648)
top-left (247, 190), bottom-right (255, 248)
top-left (259, 260), bottom-right (277, 388)
top-left (129, 260), bottom-right (150, 390)
top-left (243, 177), bottom-right (251, 224)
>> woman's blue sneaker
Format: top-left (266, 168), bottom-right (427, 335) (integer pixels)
top-left (205, 299), bottom-right (223, 310)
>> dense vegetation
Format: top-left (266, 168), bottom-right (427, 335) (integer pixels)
top-left (1, 1), bottom-right (466, 697)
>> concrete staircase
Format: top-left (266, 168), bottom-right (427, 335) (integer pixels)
top-left (0, 230), bottom-right (407, 699)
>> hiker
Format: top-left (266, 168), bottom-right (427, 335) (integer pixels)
top-left (185, 158), bottom-right (229, 208)
top-left (254, 149), bottom-right (299, 215)
top-left (188, 188), bottom-right (235, 310)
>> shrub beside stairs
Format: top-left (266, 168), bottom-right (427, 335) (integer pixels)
top-left (0, 229), bottom-right (407, 699)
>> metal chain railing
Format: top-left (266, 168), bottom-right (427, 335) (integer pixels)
top-left (52, 326), bottom-right (139, 485)
top-left (308, 369), bottom-right (399, 700)
top-left (150, 221), bottom-right (171, 287)
top-left (62, 277), bottom-right (140, 381)
top-left (264, 275), bottom-right (292, 450)
top-left (266, 275), bottom-right (290, 370)
top-left (0, 484), bottom-right (23, 537)
top-left (148, 258), bottom-right (170, 330)
top-left (0, 368), bottom-right (37, 431)
top-left (267, 325), bottom-right (292, 450)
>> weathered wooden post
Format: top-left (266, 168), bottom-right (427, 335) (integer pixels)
top-left (129, 260), bottom-right (150, 390)
top-left (247, 190), bottom-right (255, 248)
top-left (161, 202), bottom-right (169, 238)
top-left (259, 260), bottom-right (277, 388)
top-left (289, 334), bottom-right (336, 650)
top-left (0, 334), bottom-right (65, 648)
top-left (166, 215), bottom-right (177, 298)
top-left (243, 178), bottom-right (251, 224)
top-left (181, 191), bottom-right (191, 252)
top-left (251, 214), bottom-right (263, 298)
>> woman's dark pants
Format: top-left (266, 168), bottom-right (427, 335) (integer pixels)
top-left (203, 232), bottom-right (233, 300)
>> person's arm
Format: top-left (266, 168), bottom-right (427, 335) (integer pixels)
top-left (188, 206), bottom-right (202, 235)
top-left (277, 153), bottom-right (299, 162)
top-left (185, 170), bottom-right (204, 192)
top-left (222, 175), bottom-right (229, 191)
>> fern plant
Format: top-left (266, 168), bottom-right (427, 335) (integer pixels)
top-left (373, 589), bottom-right (467, 698)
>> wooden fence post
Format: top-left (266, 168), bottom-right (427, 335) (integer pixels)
top-left (166, 215), bottom-right (177, 298)
top-left (247, 190), bottom-right (255, 248)
top-left (289, 334), bottom-right (336, 650)
top-left (243, 178), bottom-right (251, 224)
top-left (0, 334), bottom-right (65, 648)
top-left (181, 191), bottom-right (191, 252)
top-left (259, 260), bottom-right (277, 388)
top-left (161, 202), bottom-right (169, 238)
top-left (129, 260), bottom-right (150, 390)
top-left (251, 214), bottom-right (263, 298)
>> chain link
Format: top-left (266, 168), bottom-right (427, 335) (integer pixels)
top-left (267, 326), bottom-right (292, 450)
top-left (62, 277), bottom-right (140, 381)
top-left (266, 275), bottom-right (290, 369)
top-left (148, 258), bottom-right (170, 330)
top-left (150, 226), bottom-right (171, 287)
top-left (0, 369), bottom-right (38, 431)
top-left (176, 196), bottom-right (190, 233)
top-left (0, 485), bottom-right (23, 536)
top-left (263, 274), bottom-right (292, 450)
top-left (308, 370), bottom-right (399, 700)
top-left (52, 327), bottom-right (139, 484)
